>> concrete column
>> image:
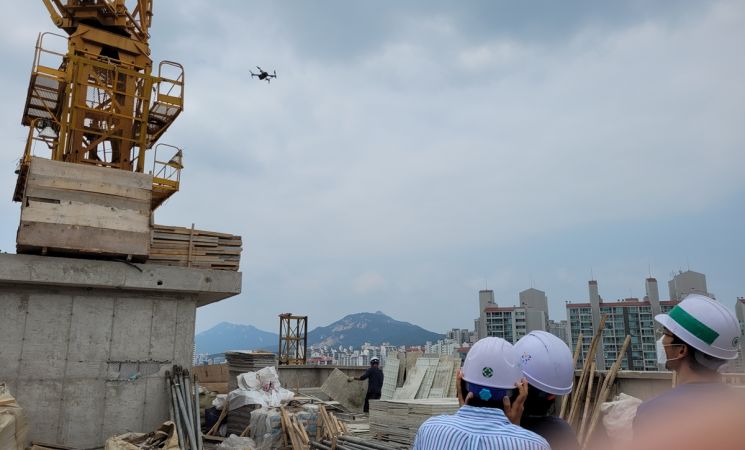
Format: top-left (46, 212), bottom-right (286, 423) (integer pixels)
top-left (646, 277), bottom-right (661, 323)
top-left (477, 290), bottom-right (495, 339)
top-left (588, 280), bottom-right (606, 369)
top-left (0, 254), bottom-right (241, 449)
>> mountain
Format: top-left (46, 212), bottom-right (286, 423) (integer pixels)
top-left (307, 311), bottom-right (443, 348)
top-left (195, 322), bottom-right (278, 355)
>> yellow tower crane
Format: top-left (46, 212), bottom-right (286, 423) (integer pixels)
top-left (15, 0), bottom-right (184, 210)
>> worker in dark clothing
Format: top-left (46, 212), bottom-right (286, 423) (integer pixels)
top-left (348, 357), bottom-right (384, 413)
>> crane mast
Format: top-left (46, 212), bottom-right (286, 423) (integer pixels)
top-left (16, 0), bottom-right (184, 210)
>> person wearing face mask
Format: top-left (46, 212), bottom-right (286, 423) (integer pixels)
top-left (633, 294), bottom-right (742, 438)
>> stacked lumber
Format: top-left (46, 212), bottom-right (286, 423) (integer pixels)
top-left (17, 157), bottom-right (152, 259)
top-left (369, 398), bottom-right (459, 446)
top-left (149, 224), bottom-right (242, 271)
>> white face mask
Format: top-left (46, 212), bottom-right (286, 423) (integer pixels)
top-left (656, 336), bottom-right (684, 367)
top-left (656, 337), bottom-right (667, 365)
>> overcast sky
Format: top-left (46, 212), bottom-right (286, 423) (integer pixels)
top-left (1, 1), bottom-right (743, 335)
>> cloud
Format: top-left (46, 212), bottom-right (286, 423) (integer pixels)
top-left (353, 272), bottom-right (387, 294)
top-left (1, 1), bottom-right (743, 335)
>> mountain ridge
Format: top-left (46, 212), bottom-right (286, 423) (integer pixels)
top-left (195, 312), bottom-right (443, 354)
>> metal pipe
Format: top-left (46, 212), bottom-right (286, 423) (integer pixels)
top-left (182, 371), bottom-right (195, 433)
top-left (324, 439), bottom-right (369, 450)
top-left (323, 436), bottom-right (355, 450)
top-left (194, 377), bottom-right (203, 450)
top-left (339, 435), bottom-right (400, 450)
top-left (310, 441), bottom-right (333, 450)
top-left (174, 375), bottom-right (198, 449)
top-left (169, 382), bottom-right (187, 450)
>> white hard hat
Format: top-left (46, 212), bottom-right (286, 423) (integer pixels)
top-left (655, 294), bottom-right (741, 360)
top-left (462, 337), bottom-right (522, 389)
top-left (514, 331), bottom-right (574, 395)
top-left (370, 357), bottom-right (380, 363)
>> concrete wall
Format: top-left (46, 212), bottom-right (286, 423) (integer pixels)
top-left (277, 365), bottom-right (368, 389)
top-left (0, 254), bottom-right (240, 449)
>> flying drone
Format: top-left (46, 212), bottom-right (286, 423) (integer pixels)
top-left (250, 66), bottom-right (277, 83)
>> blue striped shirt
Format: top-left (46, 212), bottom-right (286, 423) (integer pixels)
top-left (413, 405), bottom-right (550, 450)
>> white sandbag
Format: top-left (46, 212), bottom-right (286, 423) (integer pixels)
top-left (217, 434), bottom-right (257, 450)
top-left (601, 392), bottom-right (643, 445)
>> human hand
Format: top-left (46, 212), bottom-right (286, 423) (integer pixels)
top-left (503, 378), bottom-right (528, 425)
top-left (456, 369), bottom-right (467, 406)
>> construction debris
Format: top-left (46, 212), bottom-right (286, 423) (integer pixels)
top-left (368, 398), bottom-right (459, 446)
top-left (104, 421), bottom-right (179, 450)
top-left (149, 224), bottom-right (242, 271)
top-left (225, 352), bottom-right (278, 391)
top-left (0, 384), bottom-right (27, 450)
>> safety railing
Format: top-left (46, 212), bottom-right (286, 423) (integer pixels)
top-left (152, 143), bottom-right (183, 189)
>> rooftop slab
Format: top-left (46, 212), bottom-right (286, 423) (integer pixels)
top-left (0, 253), bottom-right (241, 306)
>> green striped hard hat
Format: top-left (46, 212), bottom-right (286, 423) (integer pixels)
top-left (656, 294), bottom-right (741, 360)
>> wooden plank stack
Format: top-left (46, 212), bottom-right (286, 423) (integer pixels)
top-left (149, 224), bottom-right (242, 271)
top-left (16, 157), bottom-right (152, 259)
top-left (369, 398), bottom-right (459, 446)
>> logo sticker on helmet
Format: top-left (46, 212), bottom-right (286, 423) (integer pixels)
top-left (479, 388), bottom-right (492, 401)
top-left (519, 352), bottom-right (532, 367)
top-left (482, 367), bottom-right (493, 378)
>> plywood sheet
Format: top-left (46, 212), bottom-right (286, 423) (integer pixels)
top-left (414, 358), bottom-right (439, 399)
top-left (381, 357), bottom-right (400, 400)
top-left (393, 366), bottom-right (426, 400)
top-left (320, 368), bottom-right (366, 412)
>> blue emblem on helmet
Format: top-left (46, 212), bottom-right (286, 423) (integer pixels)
top-left (479, 388), bottom-right (492, 401)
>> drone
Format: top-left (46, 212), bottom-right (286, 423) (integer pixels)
top-left (250, 66), bottom-right (277, 83)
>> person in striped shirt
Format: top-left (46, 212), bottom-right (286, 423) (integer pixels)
top-left (413, 337), bottom-right (550, 450)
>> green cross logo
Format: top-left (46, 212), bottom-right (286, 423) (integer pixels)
top-left (482, 367), bottom-right (493, 378)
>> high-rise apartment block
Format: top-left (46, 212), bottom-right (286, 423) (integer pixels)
top-left (548, 319), bottom-right (570, 346)
top-left (567, 278), bottom-right (678, 371)
top-left (446, 328), bottom-right (472, 345)
top-left (476, 289), bottom-right (546, 343)
top-left (668, 270), bottom-right (712, 301)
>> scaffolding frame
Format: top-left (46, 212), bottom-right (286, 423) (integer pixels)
top-left (278, 313), bottom-right (307, 365)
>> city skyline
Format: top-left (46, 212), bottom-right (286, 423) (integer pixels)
top-left (1, 1), bottom-right (744, 335)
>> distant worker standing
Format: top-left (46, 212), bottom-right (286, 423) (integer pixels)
top-left (413, 337), bottom-right (549, 450)
top-left (633, 294), bottom-right (742, 440)
top-left (515, 331), bottom-right (579, 450)
top-left (348, 356), bottom-right (384, 413)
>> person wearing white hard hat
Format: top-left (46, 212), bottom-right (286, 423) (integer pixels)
top-left (347, 356), bottom-right (383, 412)
top-left (633, 294), bottom-right (743, 437)
top-left (515, 331), bottom-right (579, 450)
top-left (413, 337), bottom-right (549, 450)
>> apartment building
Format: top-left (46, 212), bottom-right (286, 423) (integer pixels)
top-left (476, 289), bottom-right (546, 343)
top-left (567, 278), bottom-right (678, 371)
top-left (548, 319), bottom-right (570, 346)
top-left (668, 270), bottom-right (712, 301)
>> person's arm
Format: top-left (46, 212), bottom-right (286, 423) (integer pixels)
top-left (348, 368), bottom-right (372, 382)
